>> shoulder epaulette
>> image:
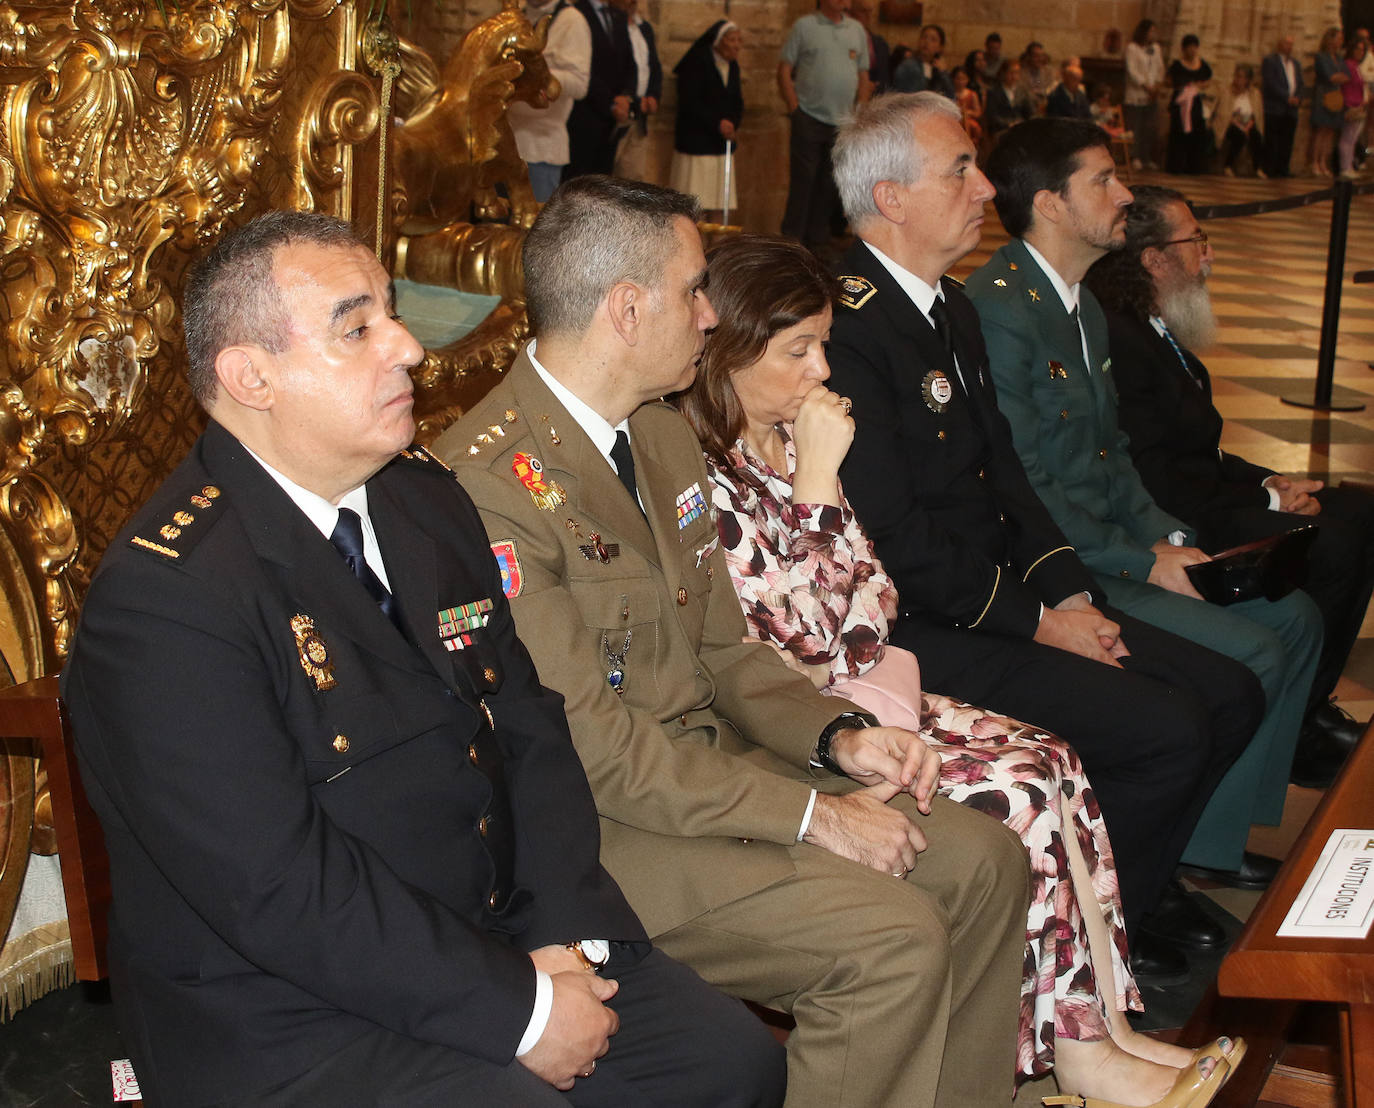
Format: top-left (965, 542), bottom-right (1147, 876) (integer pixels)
top-left (837, 275), bottom-right (877, 310)
top-left (459, 408), bottom-right (522, 458)
top-left (129, 483), bottom-right (225, 561)
top-left (397, 443), bottom-right (459, 477)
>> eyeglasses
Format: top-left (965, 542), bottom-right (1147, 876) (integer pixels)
top-left (1160, 230), bottom-right (1209, 248)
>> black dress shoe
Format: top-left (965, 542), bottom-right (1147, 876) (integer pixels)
top-left (1291, 723), bottom-right (1349, 789)
top-left (1128, 932), bottom-right (1190, 988)
top-left (1307, 700), bottom-right (1364, 754)
top-left (1177, 851), bottom-right (1280, 891)
top-left (1139, 879), bottom-right (1225, 950)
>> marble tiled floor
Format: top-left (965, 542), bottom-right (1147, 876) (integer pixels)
top-left (4, 170), bottom-right (1371, 1106)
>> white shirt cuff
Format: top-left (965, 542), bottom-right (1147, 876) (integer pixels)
top-left (1264, 484), bottom-right (1282, 511)
top-left (797, 788), bottom-right (819, 840)
top-left (515, 969), bottom-right (554, 1056)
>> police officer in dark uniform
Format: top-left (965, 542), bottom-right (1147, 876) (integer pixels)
top-left (825, 93), bottom-right (1264, 971)
top-left (60, 211), bottom-right (785, 1108)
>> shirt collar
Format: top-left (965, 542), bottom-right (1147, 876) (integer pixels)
top-left (241, 444), bottom-right (371, 541)
top-left (527, 339), bottom-right (630, 467)
top-left (1021, 240), bottom-right (1080, 314)
top-left (862, 240), bottom-right (944, 321)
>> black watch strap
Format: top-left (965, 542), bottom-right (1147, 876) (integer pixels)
top-left (811, 712), bottom-right (880, 776)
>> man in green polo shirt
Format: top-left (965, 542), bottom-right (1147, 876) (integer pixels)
top-left (778, 0), bottom-right (871, 255)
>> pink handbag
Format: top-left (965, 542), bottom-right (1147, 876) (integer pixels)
top-left (824, 644), bottom-right (924, 732)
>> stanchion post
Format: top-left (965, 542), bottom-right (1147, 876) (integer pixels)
top-left (1283, 177), bottom-right (1364, 411)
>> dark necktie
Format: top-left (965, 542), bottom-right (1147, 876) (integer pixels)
top-left (610, 430), bottom-right (645, 516)
top-left (929, 296), bottom-right (955, 362)
top-left (330, 507), bottom-right (399, 626)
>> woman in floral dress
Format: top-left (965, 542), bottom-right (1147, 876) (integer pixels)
top-left (676, 233), bottom-right (1238, 1105)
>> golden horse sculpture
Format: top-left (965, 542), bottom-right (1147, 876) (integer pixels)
top-left (391, 0), bottom-right (559, 237)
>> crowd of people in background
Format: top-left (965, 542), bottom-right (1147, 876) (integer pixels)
top-left (505, 0), bottom-right (1374, 230)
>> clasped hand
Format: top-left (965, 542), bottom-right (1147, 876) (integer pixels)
top-left (804, 726), bottom-right (939, 875)
top-left (519, 945), bottom-right (620, 1090)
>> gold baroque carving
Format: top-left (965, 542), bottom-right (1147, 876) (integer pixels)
top-left (297, 69), bottom-right (379, 213)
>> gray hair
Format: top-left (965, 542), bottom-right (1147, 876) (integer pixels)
top-left (832, 92), bottom-right (962, 228)
top-left (523, 175), bottom-right (701, 337)
top-left (182, 210), bottom-right (360, 408)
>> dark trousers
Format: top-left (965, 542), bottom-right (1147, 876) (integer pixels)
top-left (890, 608), bottom-right (1262, 940)
top-left (1221, 123), bottom-right (1266, 172)
top-left (226, 948), bottom-right (787, 1108)
top-left (1200, 483), bottom-right (1374, 713)
top-left (1265, 113), bottom-right (1299, 176)
top-left (781, 109), bottom-right (840, 250)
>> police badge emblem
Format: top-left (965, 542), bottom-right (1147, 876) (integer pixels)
top-left (291, 614), bottom-right (337, 691)
top-left (921, 369), bottom-right (954, 414)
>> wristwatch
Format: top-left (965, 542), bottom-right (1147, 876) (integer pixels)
top-left (565, 939), bottom-right (611, 973)
top-left (810, 712), bottom-right (880, 776)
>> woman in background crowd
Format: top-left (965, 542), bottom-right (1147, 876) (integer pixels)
top-left (1167, 34), bottom-right (1214, 173)
top-left (1338, 37), bottom-right (1369, 178)
top-left (669, 20), bottom-right (744, 222)
top-left (1213, 64), bottom-right (1266, 176)
top-left (676, 233), bottom-right (1242, 1108)
top-left (1125, 19), bottom-right (1164, 169)
top-left (963, 47), bottom-right (991, 101)
top-left (1311, 26), bottom-right (1348, 177)
top-left (951, 66), bottom-right (983, 144)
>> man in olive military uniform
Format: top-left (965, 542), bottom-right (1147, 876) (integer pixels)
top-left (61, 211), bottom-right (785, 1108)
top-left (438, 174), bottom-right (1030, 1108)
top-left (965, 117), bottom-right (1321, 892)
top-left (825, 93), bottom-right (1264, 967)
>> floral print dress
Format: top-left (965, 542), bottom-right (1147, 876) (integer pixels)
top-left (707, 428), bottom-right (1142, 1081)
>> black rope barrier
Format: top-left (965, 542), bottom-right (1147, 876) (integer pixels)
top-left (1185, 178), bottom-right (1374, 412)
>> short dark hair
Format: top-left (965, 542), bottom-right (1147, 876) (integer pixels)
top-left (675, 235), bottom-right (838, 467)
top-left (182, 210), bottom-right (360, 408)
top-left (985, 32), bottom-right (1001, 45)
top-left (523, 175), bottom-right (700, 338)
top-left (1181, 33), bottom-right (1199, 49)
top-left (921, 23), bottom-right (946, 47)
top-left (986, 117), bottom-right (1112, 237)
top-left (1083, 184), bottom-right (1186, 320)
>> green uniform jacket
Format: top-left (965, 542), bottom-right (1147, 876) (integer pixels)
top-left (435, 351), bottom-right (853, 936)
top-left (965, 239), bottom-right (1191, 582)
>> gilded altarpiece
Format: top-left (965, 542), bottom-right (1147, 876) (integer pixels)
top-left (0, 0), bottom-right (543, 1015)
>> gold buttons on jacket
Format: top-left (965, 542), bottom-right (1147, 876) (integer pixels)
top-left (679, 714), bottom-right (689, 725)
top-left (937, 430), bottom-right (947, 440)
top-left (1098, 449), bottom-right (1107, 459)
top-left (1059, 409), bottom-right (1068, 420)
top-left (478, 816), bottom-right (490, 837)
top-left (468, 743), bottom-right (480, 765)
top-left (488, 891), bottom-right (500, 909)
top-left (978, 468), bottom-right (986, 479)
top-left (332, 734), bottom-right (349, 753)
top-left (677, 587), bottom-right (688, 605)
top-left (1120, 570), bottom-right (1131, 578)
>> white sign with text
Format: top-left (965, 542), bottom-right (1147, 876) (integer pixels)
top-left (1278, 828), bottom-right (1374, 940)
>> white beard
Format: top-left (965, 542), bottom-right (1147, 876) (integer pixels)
top-left (1158, 278), bottom-right (1217, 353)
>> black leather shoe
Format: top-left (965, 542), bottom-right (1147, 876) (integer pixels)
top-left (1139, 880), bottom-right (1225, 950)
top-left (1291, 720), bottom-right (1350, 789)
top-left (1128, 932), bottom-right (1190, 988)
top-left (1177, 851), bottom-right (1280, 891)
top-left (1307, 700), bottom-right (1364, 754)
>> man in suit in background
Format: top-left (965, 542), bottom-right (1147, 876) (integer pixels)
top-left (1261, 35), bottom-right (1304, 177)
top-left (564, 0), bottom-right (637, 179)
top-left (826, 93), bottom-right (1264, 974)
top-left (1047, 62), bottom-right (1092, 119)
top-left (966, 117), bottom-right (1321, 894)
top-left (438, 174), bottom-right (1030, 1108)
top-left (61, 211), bottom-right (785, 1108)
top-left (1085, 184), bottom-right (1374, 784)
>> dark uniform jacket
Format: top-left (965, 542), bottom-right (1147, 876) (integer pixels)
top-left (566, 0), bottom-right (637, 176)
top-left (1105, 307), bottom-right (1275, 524)
top-left (826, 239), bottom-right (1095, 642)
top-left (61, 421), bottom-right (642, 1106)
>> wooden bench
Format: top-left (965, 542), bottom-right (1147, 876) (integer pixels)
top-left (1210, 729), bottom-right (1374, 1105)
